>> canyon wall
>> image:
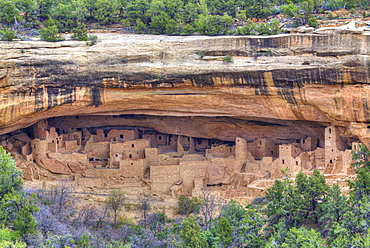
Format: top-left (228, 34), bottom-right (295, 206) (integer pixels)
top-left (0, 30), bottom-right (370, 199)
top-left (0, 31), bottom-right (370, 143)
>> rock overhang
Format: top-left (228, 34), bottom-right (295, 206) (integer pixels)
top-left (0, 31), bottom-right (370, 144)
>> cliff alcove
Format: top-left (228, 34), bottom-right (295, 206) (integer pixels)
top-left (0, 113), bottom-right (359, 199)
top-left (1, 30), bottom-right (370, 199)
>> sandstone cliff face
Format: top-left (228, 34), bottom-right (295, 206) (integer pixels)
top-left (1, 31), bottom-right (370, 144)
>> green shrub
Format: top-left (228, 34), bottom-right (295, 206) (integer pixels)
top-left (220, 199), bottom-right (245, 225)
top-left (180, 24), bottom-right (195, 35)
top-left (116, 215), bottom-right (134, 227)
top-left (235, 20), bottom-right (256, 35)
top-left (254, 20), bottom-right (281, 36)
top-left (1, 28), bottom-right (16, 41)
top-left (308, 16), bottom-right (318, 28)
top-left (0, 240), bottom-right (26, 248)
top-left (222, 54), bottom-right (233, 63)
top-left (0, 147), bottom-right (23, 198)
top-left (255, 22), bottom-right (274, 35)
top-left (194, 13), bottom-right (233, 35)
top-left (120, 19), bottom-right (130, 27)
top-left (197, 51), bottom-right (205, 59)
top-left (71, 23), bottom-right (89, 41)
top-left (269, 18), bottom-right (280, 35)
top-left (236, 10), bottom-right (247, 22)
top-left (13, 207), bottom-right (38, 235)
top-left (40, 25), bottom-right (64, 42)
top-left (214, 217), bottom-right (233, 246)
top-left (252, 196), bottom-right (269, 205)
top-left (0, 228), bottom-right (20, 242)
top-left (177, 195), bottom-right (202, 216)
top-left (44, 233), bottom-right (75, 247)
top-left (86, 35), bottom-right (98, 46)
top-left (180, 216), bottom-right (207, 247)
top-left (134, 19), bottom-right (147, 34)
top-left (281, 4), bottom-right (299, 18)
top-left (77, 233), bottom-right (90, 248)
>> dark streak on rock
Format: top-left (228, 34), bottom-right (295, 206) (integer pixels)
top-left (277, 89), bottom-right (297, 105)
top-left (240, 72), bottom-right (269, 95)
top-left (91, 87), bottom-right (102, 107)
top-left (362, 98), bottom-right (370, 122)
top-left (47, 87), bottom-right (58, 110)
top-left (112, 114), bottom-right (149, 119)
top-left (245, 120), bottom-right (286, 127)
top-left (249, 37), bottom-right (277, 49)
top-left (47, 87), bottom-right (75, 110)
top-left (35, 87), bottom-right (44, 112)
top-left (190, 74), bottom-right (215, 87)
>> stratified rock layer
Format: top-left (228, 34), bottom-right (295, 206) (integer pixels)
top-left (0, 31), bottom-right (370, 144)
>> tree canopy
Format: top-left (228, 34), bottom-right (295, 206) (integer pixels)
top-left (0, 0), bottom-right (369, 39)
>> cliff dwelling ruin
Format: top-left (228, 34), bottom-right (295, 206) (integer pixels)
top-left (0, 115), bottom-right (359, 199)
top-left (1, 31), bottom-right (370, 200)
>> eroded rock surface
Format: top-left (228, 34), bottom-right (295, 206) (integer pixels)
top-left (0, 30), bottom-right (370, 199)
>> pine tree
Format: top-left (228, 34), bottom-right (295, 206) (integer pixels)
top-left (13, 206), bottom-right (38, 235)
top-left (237, 209), bottom-right (266, 247)
top-left (215, 217), bottom-right (233, 246)
top-left (348, 143), bottom-right (370, 201)
top-left (180, 215), bottom-right (208, 248)
top-left (220, 199), bottom-right (245, 227)
top-left (71, 22), bottom-right (89, 41)
top-left (300, 170), bottom-right (329, 223)
top-left (40, 19), bottom-right (64, 42)
top-left (280, 227), bottom-right (323, 248)
top-left (319, 185), bottom-right (348, 227)
top-left (0, 147), bottom-right (23, 198)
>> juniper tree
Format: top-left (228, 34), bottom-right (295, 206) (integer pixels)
top-left (180, 215), bottom-right (207, 248)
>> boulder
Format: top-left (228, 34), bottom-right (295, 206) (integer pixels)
top-left (68, 162), bottom-right (86, 173)
top-left (40, 158), bottom-right (72, 175)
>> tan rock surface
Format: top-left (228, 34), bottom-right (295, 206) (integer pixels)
top-left (40, 158), bottom-right (72, 174)
top-left (0, 31), bottom-right (370, 144)
top-left (67, 162), bottom-right (86, 174)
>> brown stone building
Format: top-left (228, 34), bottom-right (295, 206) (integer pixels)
top-left (13, 120), bottom-right (359, 198)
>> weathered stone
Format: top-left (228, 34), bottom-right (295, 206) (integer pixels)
top-left (206, 163), bottom-right (231, 185)
top-left (68, 162), bottom-right (86, 173)
top-left (40, 158), bottom-right (72, 174)
top-left (0, 32), bottom-right (369, 146)
top-left (13, 133), bottom-right (31, 143)
top-left (0, 31), bottom-right (369, 200)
